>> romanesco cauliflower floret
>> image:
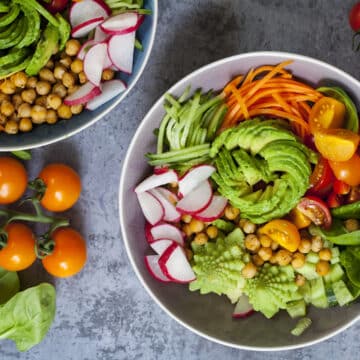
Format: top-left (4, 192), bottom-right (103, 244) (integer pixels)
top-left (243, 263), bottom-right (299, 318)
top-left (189, 228), bottom-right (246, 303)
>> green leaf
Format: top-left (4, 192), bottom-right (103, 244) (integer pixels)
top-left (11, 150), bottom-right (31, 160)
top-left (0, 267), bottom-right (19, 304)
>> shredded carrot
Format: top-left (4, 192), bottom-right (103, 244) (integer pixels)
top-left (220, 60), bottom-right (323, 138)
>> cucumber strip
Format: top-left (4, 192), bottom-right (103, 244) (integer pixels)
top-left (178, 86), bottom-right (191, 103)
top-left (156, 114), bottom-right (171, 154)
top-left (165, 93), bottom-right (182, 110)
top-left (291, 317), bottom-right (312, 336)
top-left (207, 104), bottom-right (227, 141)
top-left (134, 38), bottom-right (143, 50)
top-left (0, 4), bottom-right (20, 27)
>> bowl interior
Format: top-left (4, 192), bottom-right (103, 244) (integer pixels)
top-left (119, 52), bottom-right (360, 350)
top-left (0, 0), bottom-right (157, 151)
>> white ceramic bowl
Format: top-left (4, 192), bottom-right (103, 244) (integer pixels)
top-left (119, 52), bottom-right (360, 351)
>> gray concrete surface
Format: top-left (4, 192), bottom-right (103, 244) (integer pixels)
top-left (1, 0), bottom-right (360, 359)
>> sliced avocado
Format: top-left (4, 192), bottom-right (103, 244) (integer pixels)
top-left (0, 14), bottom-right (21, 39)
top-left (25, 22), bottom-right (59, 76)
top-left (0, 4), bottom-right (20, 27)
top-left (15, 4), bottom-right (40, 48)
top-left (55, 13), bottom-right (70, 51)
top-left (0, 4), bottom-right (9, 13)
top-left (0, 55), bottom-right (31, 79)
top-left (0, 15), bottom-right (26, 50)
top-left (14, 0), bottom-right (58, 27)
top-left (0, 47), bottom-right (29, 67)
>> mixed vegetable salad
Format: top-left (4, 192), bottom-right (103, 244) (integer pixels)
top-left (136, 60), bottom-right (360, 336)
top-left (0, 0), bottom-right (150, 134)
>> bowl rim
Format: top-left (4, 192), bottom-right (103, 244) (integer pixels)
top-left (119, 51), bottom-right (360, 351)
top-left (5, 1), bottom-right (158, 151)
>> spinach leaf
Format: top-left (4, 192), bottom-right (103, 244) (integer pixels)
top-left (332, 200), bottom-right (360, 219)
top-left (0, 267), bottom-right (19, 304)
top-left (0, 283), bottom-right (56, 352)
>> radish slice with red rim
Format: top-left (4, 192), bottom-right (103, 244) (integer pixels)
top-left (94, 26), bottom-right (110, 42)
top-left (70, 0), bottom-right (110, 28)
top-left (232, 295), bottom-right (254, 318)
top-left (100, 12), bottom-right (143, 35)
top-left (149, 189), bottom-right (181, 223)
top-left (150, 239), bottom-right (177, 256)
top-left (176, 180), bottom-right (213, 215)
top-left (135, 170), bottom-right (178, 194)
top-left (192, 195), bottom-right (227, 222)
top-left (137, 191), bottom-right (164, 226)
top-left (150, 223), bottom-right (184, 246)
top-left (145, 255), bottom-right (171, 282)
top-left (156, 187), bottom-right (179, 204)
top-left (63, 82), bottom-right (101, 106)
top-left (158, 243), bottom-right (195, 283)
top-left (84, 42), bottom-right (108, 87)
top-left (108, 32), bottom-right (136, 74)
top-left (77, 39), bottom-right (98, 60)
top-left (86, 79), bottom-right (126, 110)
top-left (71, 17), bottom-right (105, 38)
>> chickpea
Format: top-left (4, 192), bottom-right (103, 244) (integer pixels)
top-left (275, 249), bottom-right (292, 266)
top-left (26, 77), bottom-right (37, 89)
top-left (5, 120), bottom-right (18, 134)
top-left (193, 232), bottom-right (208, 246)
top-left (39, 68), bottom-right (56, 84)
top-left (19, 118), bottom-right (33, 132)
top-left (185, 248), bottom-right (193, 261)
top-left (78, 71), bottom-right (87, 84)
top-left (298, 238), bottom-right (312, 254)
top-left (291, 252), bottom-right (305, 269)
top-left (224, 205), bottom-right (240, 220)
top-left (102, 68), bottom-right (115, 81)
top-left (242, 219), bottom-right (256, 234)
top-left (70, 104), bottom-right (83, 115)
top-left (12, 94), bottom-right (23, 110)
top-left (269, 255), bottom-right (278, 264)
top-left (52, 83), bottom-right (67, 98)
top-left (189, 218), bottom-right (205, 233)
top-left (259, 234), bottom-right (272, 248)
top-left (258, 247), bottom-right (272, 261)
top-left (17, 103), bottom-right (32, 118)
top-left (62, 72), bottom-right (76, 88)
top-left (31, 105), bottom-right (47, 124)
top-left (206, 225), bottom-right (218, 239)
top-left (0, 93), bottom-right (10, 102)
top-left (182, 224), bottom-right (192, 237)
top-left (71, 59), bottom-right (83, 74)
top-left (59, 55), bottom-right (72, 68)
top-left (46, 109), bottom-right (58, 124)
top-left (344, 219), bottom-right (359, 232)
top-left (244, 234), bottom-right (261, 252)
top-left (34, 81), bottom-right (51, 96)
top-left (252, 254), bottom-right (264, 267)
top-left (319, 248), bottom-right (332, 261)
top-left (295, 274), bottom-right (306, 287)
top-left (0, 114), bottom-right (6, 125)
top-left (1, 100), bottom-right (15, 117)
top-left (46, 94), bottom-right (61, 110)
top-left (0, 79), bottom-right (16, 94)
top-left (242, 262), bottom-right (258, 279)
top-left (65, 39), bottom-right (81, 56)
top-left (181, 214), bottom-right (192, 223)
top-left (35, 96), bottom-right (48, 108)
top-left (10, 71), bottom-right (27, 88)
top-left (54, 65), bottom-right (67, 80)
top-left (57, 104), bottom-right (72, 119)
top-left (271, 241), bottom-right (279, 251)
top-left (311, 235), bottom-right (323, 253)
top-left (45, 59), bottom-right (55, 69)
top-left (21, 89), bottom-right (36, 104)
top-left (316, 260), bottom-right (330, 276)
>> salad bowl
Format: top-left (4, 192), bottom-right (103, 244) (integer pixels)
top-left (0, 0), bottom-right (157, 151)
top-left (119, 52), bottom-right (360, 350)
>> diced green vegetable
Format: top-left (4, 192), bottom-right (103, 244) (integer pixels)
top-left (291, 317), bottom-right (312, 336)
top-left (332, 280), bottom-right (354, 306)
top-left (286, 299), bottom-right (306, 318)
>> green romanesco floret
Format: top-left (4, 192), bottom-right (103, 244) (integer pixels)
top-left (243, 263), bottom-right (299, 319)
top-left (189, 228), bottom-right (246, 303)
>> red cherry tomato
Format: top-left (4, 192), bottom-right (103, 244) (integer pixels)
top-left (297, 196), bottom-right (332, 229)
top-left (307, 157), bottom-right (334, 198)
top-left (333, 179), bottom-right (351, 195)
top-left (327, 192), bottom-right (342, 209)
top-left (329, 154), bottom-right (360, 187)
top-left (350, 2), bottom-right (360, 31)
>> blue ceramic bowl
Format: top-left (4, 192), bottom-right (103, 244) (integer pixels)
top-left (0, 0), bottom-right (158, 151)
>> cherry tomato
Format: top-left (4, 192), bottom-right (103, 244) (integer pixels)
top-left (307, 157), bottom-right (334, 197)
top-left (0, 223), bottom-right (36, 271)
top-left (333, 179), bottom-right (351, 195)
top-left (297, 196), bottom-right (332, 229)
top-left (0, 157), bottom-right (27, 204)
top-left (327, 192), bottom-right (342, 209)
top-left (39, 164), bottom-right (81, 212)
top-left (288, 207), bottom-right (312, 229)
top-left (42, 0), bottom-right (68, 13)
top-left (259, 219), bottom-right (301, 252)
top-left (42, 227), bottom-right (86, 278)
top-left (350, 2), bottom-right (360, 31)
top-left (329, 153), bottom-right (360, 186)
top-left (309, 97), bottom-right (345, 133)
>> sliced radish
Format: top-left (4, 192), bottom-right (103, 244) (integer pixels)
top-left (150, 189), bottom-right (181, 222)
top-left (193, 195), bottom-right (227, 222)
top-left (71, 17), bottom-right (105, 38)
top-left (176, 180), bottom-right (213, 215)
top-left (144, 255), bottom-right (170, 282)
top-left (137, 191), bottom-right (164, 226)
top-left (94, 26), bottom-right (110, 42)
top-left (150, 239), bottom-right (177, 256)
top-left (232, 295), bottom-right (254, 319)
top-left (100, 12), bottom-right (140, 35)
top-left (156, 187), bottom-right (179, 204)
top-left (108, 32), bottom-right (136, 74)
top-left (145, 222), bottom-right (154, 243)
top-left (150, 223), bottom-right (184, 246)
top-left (178, 165), bottom-right (216, 198)
top-left (159, 243), bottom-right (195, 283)
top-left (135, 170), bottom-right (178, 194)
top-left (92, 0), bottom-right (111, 15)
top-left (77, 39), bottom-right (98, 60)
top-left (86, 79), bottom-right (126, 110)
top-left (63, 82), bottom-right (101, 106)
top-left (84, 42), bottom-right (108, 86)
top-left (70, 0), bottom-right (109, 28)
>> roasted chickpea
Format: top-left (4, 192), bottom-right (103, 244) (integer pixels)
top-left (46, 109), bottom-right (58, 124)
top-left (311, 235), bottom-right (323, 253)
top-left (259, 234), bottom-right (272, 248)
top-left (271, 241), bottom-right (279, 251)
top-left (17, 103), bottom-right (32, 118)
top-left (344, 219), bottom-right (359, 232)
top-left (242, 262), bottom-right (257, 279)
top-left (39, 68), bottom-right (56, 83)
top-left (12, 94), bottom-right (23, 110)
top-left (46, 94), bottom-right (62, 110)
top-left (31, 105), bottom-right (47, 124)
top-left (0, 114), bottom-right (6, 125)
top-left (182, 224), bottom-right (192, 237)
top-left (252, 254), bottom-right (264, 267)
top-left (0, 93), bottom-right (10, 102)
top-left (298, 238), bottom-right (312, 254)
top-left (70, 59), bottom-right (83, 74)
top-left (35, 81), bottom-right (51, 96)
top-left (319, 248), bottom-right (332, 261)
top-left (185, 248), bottom-right (193, 261)
top-left (269, 255), bottom-right (278, 264)
top-left (26, 77), bottom-right (37, 89)
top-left (35, 96), bottom-right (47, 108)
top-left (291, 252), bottom-right (305, 269)
top-left (193, 232), bottom-right (208, 246)
top-left (258, 247), bottom-right (272, 261)
top-left (54, 65), bottom-right (67, 80)
top-left (316, 260), bottom-right (330, 276)
top-left (224, 205), bottom-right (240, 220)
top-left (62, 72), bottom-right (76, 88)
top-left (10, 72), bottom-right (27, 88)
top-left (189, 219), bottom-right (204, 233)
top-left (65, 39), bottom-right (81, 56)
top-left (5, 120), bottom-right (18, 134)
top-left (78, 71), bottom-right (87, 84)
top-left (181, 214), bottom-right (192, 223)
top-left (21, 89), bottom-right (36, 104)
top-left (295, 274), bottom-right (306, 287)
top-left (244, 234), bottom-right (261, 252)
top-left (52, 83), bottom-right (67, 98)
top-left (101, 68), bottom-right (115, 81)
top-left (57, 104), bottom-right (72, 119)
top-left (275, 249), bottom-right (292, 266)
top-left (242, 219), bottom-right (256, 234)
top-left (0, 79), bottom-right (16, 94)
top-left (70, 104), bottom-right (83, 115)
top-left (1, 100), bottom-right (15, 117)
top-left (59, 55), bottom-right (72, 68)
top-left (19, 118), bottom-right (33, 132)
top-left (45, 59), bottom-right (55, 69)
top-left (206, 225), bottom-right (218, 239)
